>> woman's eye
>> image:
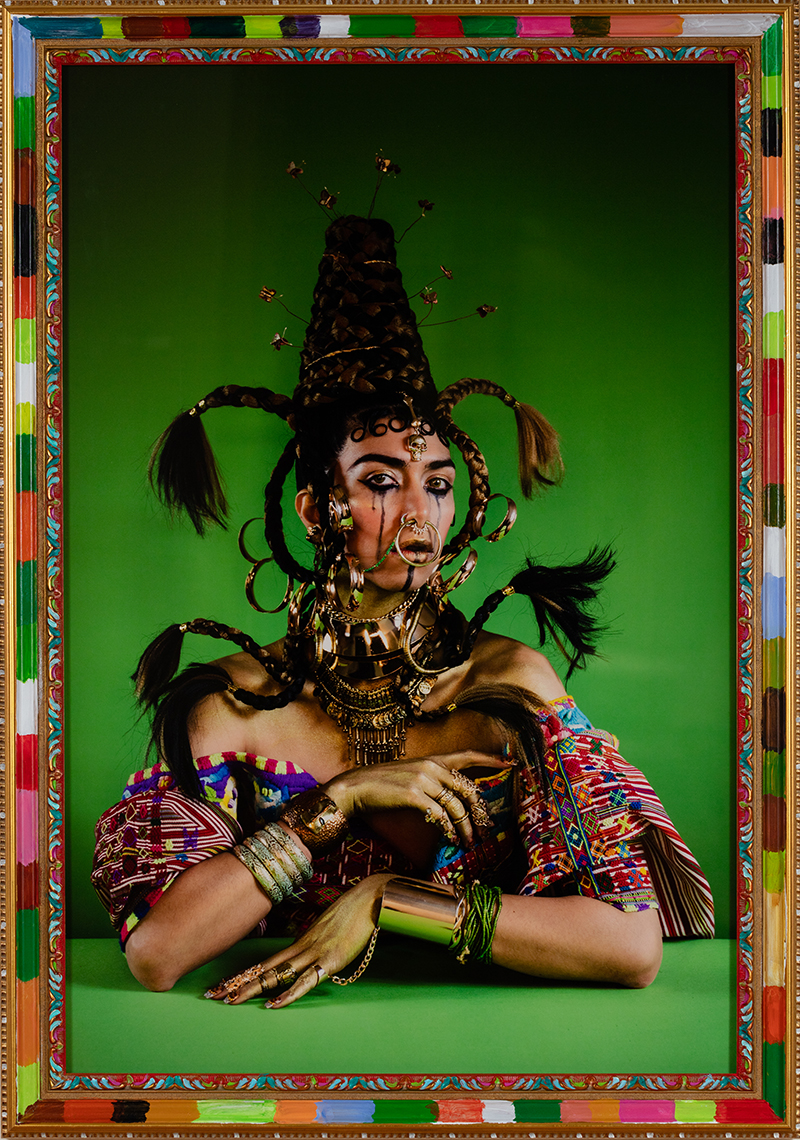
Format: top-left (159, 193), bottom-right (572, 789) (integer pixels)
top-left (426, 478), bottom-right (453, 497)
top-left (363, 473), bottom-right (398, 492)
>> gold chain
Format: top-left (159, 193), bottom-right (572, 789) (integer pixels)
top-left (329, 925), bottom-right (380, 985)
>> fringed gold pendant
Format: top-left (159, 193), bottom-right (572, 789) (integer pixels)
top-left (314, 664), bottom-right (435, 766)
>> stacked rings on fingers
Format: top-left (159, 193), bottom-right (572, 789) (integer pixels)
top-left (450, 772), bottom-right (493, 829)
top-left (435, 788), bottom-right (467, 831)
top-left (233, 822), bottom-right (313, 905)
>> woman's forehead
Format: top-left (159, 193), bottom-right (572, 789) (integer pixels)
top-left (337, 424), bottom-right (453, 468)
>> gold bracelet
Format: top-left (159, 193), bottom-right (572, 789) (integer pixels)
top-left (248, 829), bottom-right (305, 890)
top-left (378, 877), bottom-right (462, 945)
top-left (265, 822), bottom-right (314, 878)
top-left (281, 788), bottom-right (349, 854)
top-left (243, 835), bottom-right (295, 896)
top-left (233, 844), bottom-right (284, 904)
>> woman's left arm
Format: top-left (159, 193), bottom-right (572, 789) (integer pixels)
top-left (491, 892), bottom-right (662, 989)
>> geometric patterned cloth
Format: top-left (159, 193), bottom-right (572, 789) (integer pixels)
top-left (91, 696), bottom-right (713, 945)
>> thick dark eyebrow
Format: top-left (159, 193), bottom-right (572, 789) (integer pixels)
top-left (348, 453), bottom-right (456, 474)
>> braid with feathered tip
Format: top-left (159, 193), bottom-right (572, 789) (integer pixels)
top-left (150, 384), bottom-right (294, 535)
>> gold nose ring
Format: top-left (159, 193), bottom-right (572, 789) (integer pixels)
top-left (393, 515), bottom-right (442, 567)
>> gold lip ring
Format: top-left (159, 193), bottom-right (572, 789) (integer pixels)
top-left (393, 515), bottom-right (442, 567)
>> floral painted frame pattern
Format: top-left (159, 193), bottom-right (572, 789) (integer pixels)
top-left (1, 4), bottom-right (793, 1136)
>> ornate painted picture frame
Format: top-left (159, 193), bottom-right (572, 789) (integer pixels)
top-left (1, 1), bottom-right (796, 1136)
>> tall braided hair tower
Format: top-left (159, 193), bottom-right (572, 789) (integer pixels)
top-left (135, 211), bottom-right (613, 790)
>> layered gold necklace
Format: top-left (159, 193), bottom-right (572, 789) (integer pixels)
top-left (312, 588), bottom-right (444, 765)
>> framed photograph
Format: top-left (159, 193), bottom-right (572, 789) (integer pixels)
top-left (1, 1), bottom-right (795, 1136)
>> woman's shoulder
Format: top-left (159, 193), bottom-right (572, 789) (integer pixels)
top-left (464, 632), bottom-right (567, 702)
top-left (186, 642), bottom-right (288, 754)
top-left (208, 643), bottom-right (285, 692)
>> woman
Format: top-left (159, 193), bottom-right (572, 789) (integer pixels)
top-left (92, 213), bottom-right (713, 1008)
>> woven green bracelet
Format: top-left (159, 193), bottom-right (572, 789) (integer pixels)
top-left (449, 883), bottom-right (502, 965)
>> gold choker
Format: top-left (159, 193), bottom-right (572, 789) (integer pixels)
top-left (314, 589), bottom-right (436, 681)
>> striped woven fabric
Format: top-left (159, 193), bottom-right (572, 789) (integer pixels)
top-left (517, 700), bottom-right (714, 937)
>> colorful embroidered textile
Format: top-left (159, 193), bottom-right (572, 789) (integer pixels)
top-left (517, 704), bottom-right (714, 936)
top-left (91, 696), bottom-right (714, 944)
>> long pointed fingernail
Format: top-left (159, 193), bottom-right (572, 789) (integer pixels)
top-left (204, 990), bottom-right (217, 999)
top-left (264, 999), bottom-right (280, 1009)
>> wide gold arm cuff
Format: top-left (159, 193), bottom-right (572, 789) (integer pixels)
top-left (281, 788), bottom-right (349, 854)
top-left (379, 877), bottom-right (464, 945)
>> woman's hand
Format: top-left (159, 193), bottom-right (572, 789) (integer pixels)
top-left (205, 873), bottom-right (393, 1009)
top-left (324, 751), bottom-right (508, 848)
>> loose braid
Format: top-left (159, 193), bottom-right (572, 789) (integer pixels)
top-left (433, 411), bottom-right (492, 559)
top-left (436, 378), bottom-right (562, 501)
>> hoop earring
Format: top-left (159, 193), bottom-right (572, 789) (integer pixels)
top-left (286, 580), bottom-right (313, 638)
top-left (245, 560), bottom-right (294, 614)
top-left (393, 515), bottom-right (442, 567)
top-left (324, 552), bottom-right (365, 613)
top-left (399, 590), bottom-right (452, 677)
top-left (238, 516), bottom-right (268, 564)
top-left (329, 486), bottom-right (354, 533)
top-left (430, 548), bottom-right (478, 597)
top-left (480, 493), bottom-right (517, 544)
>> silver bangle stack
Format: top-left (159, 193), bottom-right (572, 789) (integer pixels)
top-left (233, 822), bottom-right (313, 905)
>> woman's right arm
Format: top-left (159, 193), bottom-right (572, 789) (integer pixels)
top-left (125, 852), bottom-right (275, 992)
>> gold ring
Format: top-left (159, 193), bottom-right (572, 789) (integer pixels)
top-left (275, 963), bottom-right (298, 988)
top-left (259, 975), bottom-right (272, 996)
top-left (424, 807), bottom-right (437, 825)
top-left (450, 809), bottom-right (469, 824)
top-left (436, 789), bottom-right (455, 808)
top-left (313, 963), bottom-right (327, 986)
top-left (451, 772), bottom-right (477, 796)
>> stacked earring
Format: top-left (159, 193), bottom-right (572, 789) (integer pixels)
top-left (238, 516), bottom-right (293, 614)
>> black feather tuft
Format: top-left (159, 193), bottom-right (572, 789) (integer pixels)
top-left (149, 663), bottom-right (234, 799)
top-left (509, 546), bottom-right (615, 679)
top-left (133, 624), bottom-right (188, 710)
top-left (149, 411), bottom-right (228, 535)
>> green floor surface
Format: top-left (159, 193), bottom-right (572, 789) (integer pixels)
top-left (67, 937), bottom-right (735, 1077)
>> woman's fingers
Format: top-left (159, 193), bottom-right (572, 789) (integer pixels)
top-left (265, 962), bottom-right (328, 1009)
top-left (433, 787), bottom-right (473, 847)
top-left (448, 771), bottom-right (493, 831)
top-left (430, 750), bottom-right (514, 772)
top-left (205, 955), bottom-right (305, 1004)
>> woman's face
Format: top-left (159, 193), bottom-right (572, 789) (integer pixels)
top-left (305, 421), bottom-right (457, 597)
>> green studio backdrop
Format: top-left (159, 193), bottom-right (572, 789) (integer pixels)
top-left (62, 58), bottom-right (734, 960)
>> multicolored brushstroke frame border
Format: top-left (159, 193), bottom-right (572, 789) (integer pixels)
top-left (0, 4), bottom-right (793, 1136)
